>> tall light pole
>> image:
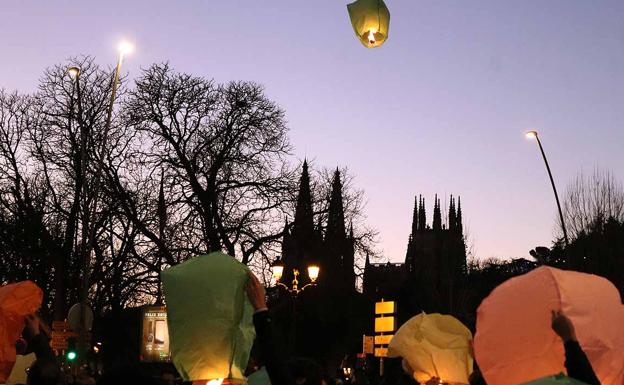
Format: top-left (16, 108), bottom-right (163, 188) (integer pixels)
top-left (78, 41), bottom-right (133, 357)
top-left (525, 130), bottom-right (570, 248)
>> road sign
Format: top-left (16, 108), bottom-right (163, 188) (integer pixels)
top-left (374, 347), bottom-right (388, 358)
top-left (52, 331), bottom-right (78, 339)
top-left (68, 303), bottom-right (94, 331)
top-left (52, 321), bottom-right (71, 330)
top-left (375, 301), bottom-right (396, 315)
top-left (374, 316), bottom-right (396, 333)
top-left (50, 340), bottom-right (68, 350)
top-left (362, 335), bottom-right (374, 354)
top-left (374, 334), bottom-right (393, 345)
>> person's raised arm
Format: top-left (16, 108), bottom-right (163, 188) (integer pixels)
top-left (246, 271), bottom-right (288, 385)
top-left (551, 311), bottom-right (600, 385)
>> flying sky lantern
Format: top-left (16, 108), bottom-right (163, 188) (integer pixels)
top-left (474, 266), bottom-right (624, 385)
top-left (347, 0), bottom-right (390, 48)
top-left (388, 312), bottom-right (473, 385)
top-left (162, 252), bottom-right (256, 384)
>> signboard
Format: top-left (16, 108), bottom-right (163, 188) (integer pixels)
top-left (140, 306), bottom-right (171, 362)
top-left (374, 316), bottom-right (396, 333)
top-left (375, 301), bottom-right (396, 315)
top-left (50, 339), bottom-right (68, 350)
top-left (374, 334), bottom-right (393, 345)
top-left (374, 347), bottom-right (388, 358)
top-left (50, 320), bottom-right (74, 351)
top-left (373, 300), bottom-right (396, 361)
top-left (363, 335), bottom-right (374, 354)
top-left (52, 321), bottom-right (71, 330)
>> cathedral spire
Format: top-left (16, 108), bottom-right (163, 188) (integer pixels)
top-left (433, 194), bottom-right (442, 230)
top-left (448, 195), bottom-right (457, 231)
top-left (457, 196), bottom-right (463, 234)
top-left (419, 195), bottom-right (427, 230)
top-left (411, 195), bottom-right (419, 234)
top-left (325, 168), bottom-right (347, 243)
top-left (292, 160), bottom-right (315, 239)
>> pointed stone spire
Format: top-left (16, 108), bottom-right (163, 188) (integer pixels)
top-left (411, 195), bottom-right (419, 235)
top-left (325, 168), bottom-right (346, 243)
top-left (433, 194), bottom-right (442, 230)
top-left (292, 160), bottom-right (315, 239)
top-left (457, 196), bottom-right (463, 234)
top-left (448, 195), bottom-right (457, 231)
top-left (418, 195), bottom-right (427, 230)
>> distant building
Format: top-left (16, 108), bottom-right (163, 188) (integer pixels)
top-left (363, 194), bottom-right (467, 315)
top-left (281, 160), bottom-right (356, 293)
top-left (273, 162), bottom-right (362, 375)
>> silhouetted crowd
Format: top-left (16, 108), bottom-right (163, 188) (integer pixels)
top-left (11, 272), bottom-right (602, 385)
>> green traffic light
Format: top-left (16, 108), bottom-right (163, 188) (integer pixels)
top-left (67, 351), bottom-right (77, 360)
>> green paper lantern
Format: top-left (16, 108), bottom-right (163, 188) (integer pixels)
top-left (347, 0), bottom-right (391, 48)
top-left (162, 252), bottom-right (256, 383)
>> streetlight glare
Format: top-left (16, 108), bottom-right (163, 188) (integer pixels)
top-left (118, 40), bottom-right (134, 56)
top-left (68, 67), bottom-right (80, 79)
top-left (525, 130), bottom-right (538, 139)
top-left (307, 265), bottom-right (320, 282)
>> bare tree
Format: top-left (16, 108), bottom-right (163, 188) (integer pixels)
top-left (562, 168), bottom-right (624, 240)
top-left (118, 63), bottom-right (296, 265)
top-left (312, 165), bottom-right (380, 271)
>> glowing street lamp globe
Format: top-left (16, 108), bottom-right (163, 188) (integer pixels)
top-left (68, 66), bottom-right (80, 79)
top-left (271, 259), bottom-right (285, 281)
top-left (525, 130), bottom-right (538, 139)
top-left (307, 265), bottom-right (320, 282)
top-left (118, 40), bottom-right (134, 57)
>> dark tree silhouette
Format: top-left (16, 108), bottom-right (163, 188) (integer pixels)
top-left (561, 168), bottom-right (624, 240)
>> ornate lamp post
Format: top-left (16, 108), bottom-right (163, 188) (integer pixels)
top-left (271, 259), bottom-right (320, 295)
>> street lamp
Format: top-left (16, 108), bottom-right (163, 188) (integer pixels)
top-left (77, 40), bottom-right (134, 361)
top-left (271, 259), bottom-right (319, 295)
top-left (525, 130), bottom-right (570, 248)
top-left (68, 66), bottom-right (80, 79)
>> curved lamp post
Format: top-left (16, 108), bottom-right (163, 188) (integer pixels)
top-left (525, 130), bottom-right (570, 248)
top-left (78, 41), bottom-right (134, 360)
top-left (271, 259), bottom-right (320, 296)
top-left (347, 0), bottom-right (390, 48)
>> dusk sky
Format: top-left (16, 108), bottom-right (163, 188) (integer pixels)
top-left (2, 0), bottom-right (623, 262)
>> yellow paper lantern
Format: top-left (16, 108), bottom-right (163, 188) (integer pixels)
top-left (388, 312), bottom-right (473, 385)
top-left (347, 0), bottom-right (391, 48)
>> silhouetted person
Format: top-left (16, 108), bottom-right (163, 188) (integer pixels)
top-left (23, 314), bottom-right (64, 385)
top-left (551, 311), bottom-right (600, 385)
top-left (96, 365), bottom-right (161, 385)
top-left (246, 271), bottom-right (324, 385)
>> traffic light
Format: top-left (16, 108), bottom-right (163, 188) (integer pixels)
top-left (66, 337), bottom-right (77, 361)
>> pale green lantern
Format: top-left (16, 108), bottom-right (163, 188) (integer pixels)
top-left (162, 252), bottom-right (256, 383)
top-left (347, 0), bottom-right (391, 48)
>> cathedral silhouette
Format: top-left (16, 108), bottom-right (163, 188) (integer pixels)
top-left (270, 161), bottom-right (468, 374)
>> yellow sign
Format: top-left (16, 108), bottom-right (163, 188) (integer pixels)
top-left (363, 335), bottom-right (374, 354)
top-left (374, 334), bottom-right (393, 345)
top-left (374, 347), bottom-right (388, 357)
top-left (375, 316), bottom-right (396, 333)
top-left (375, 301), bottom-right (396, 315)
